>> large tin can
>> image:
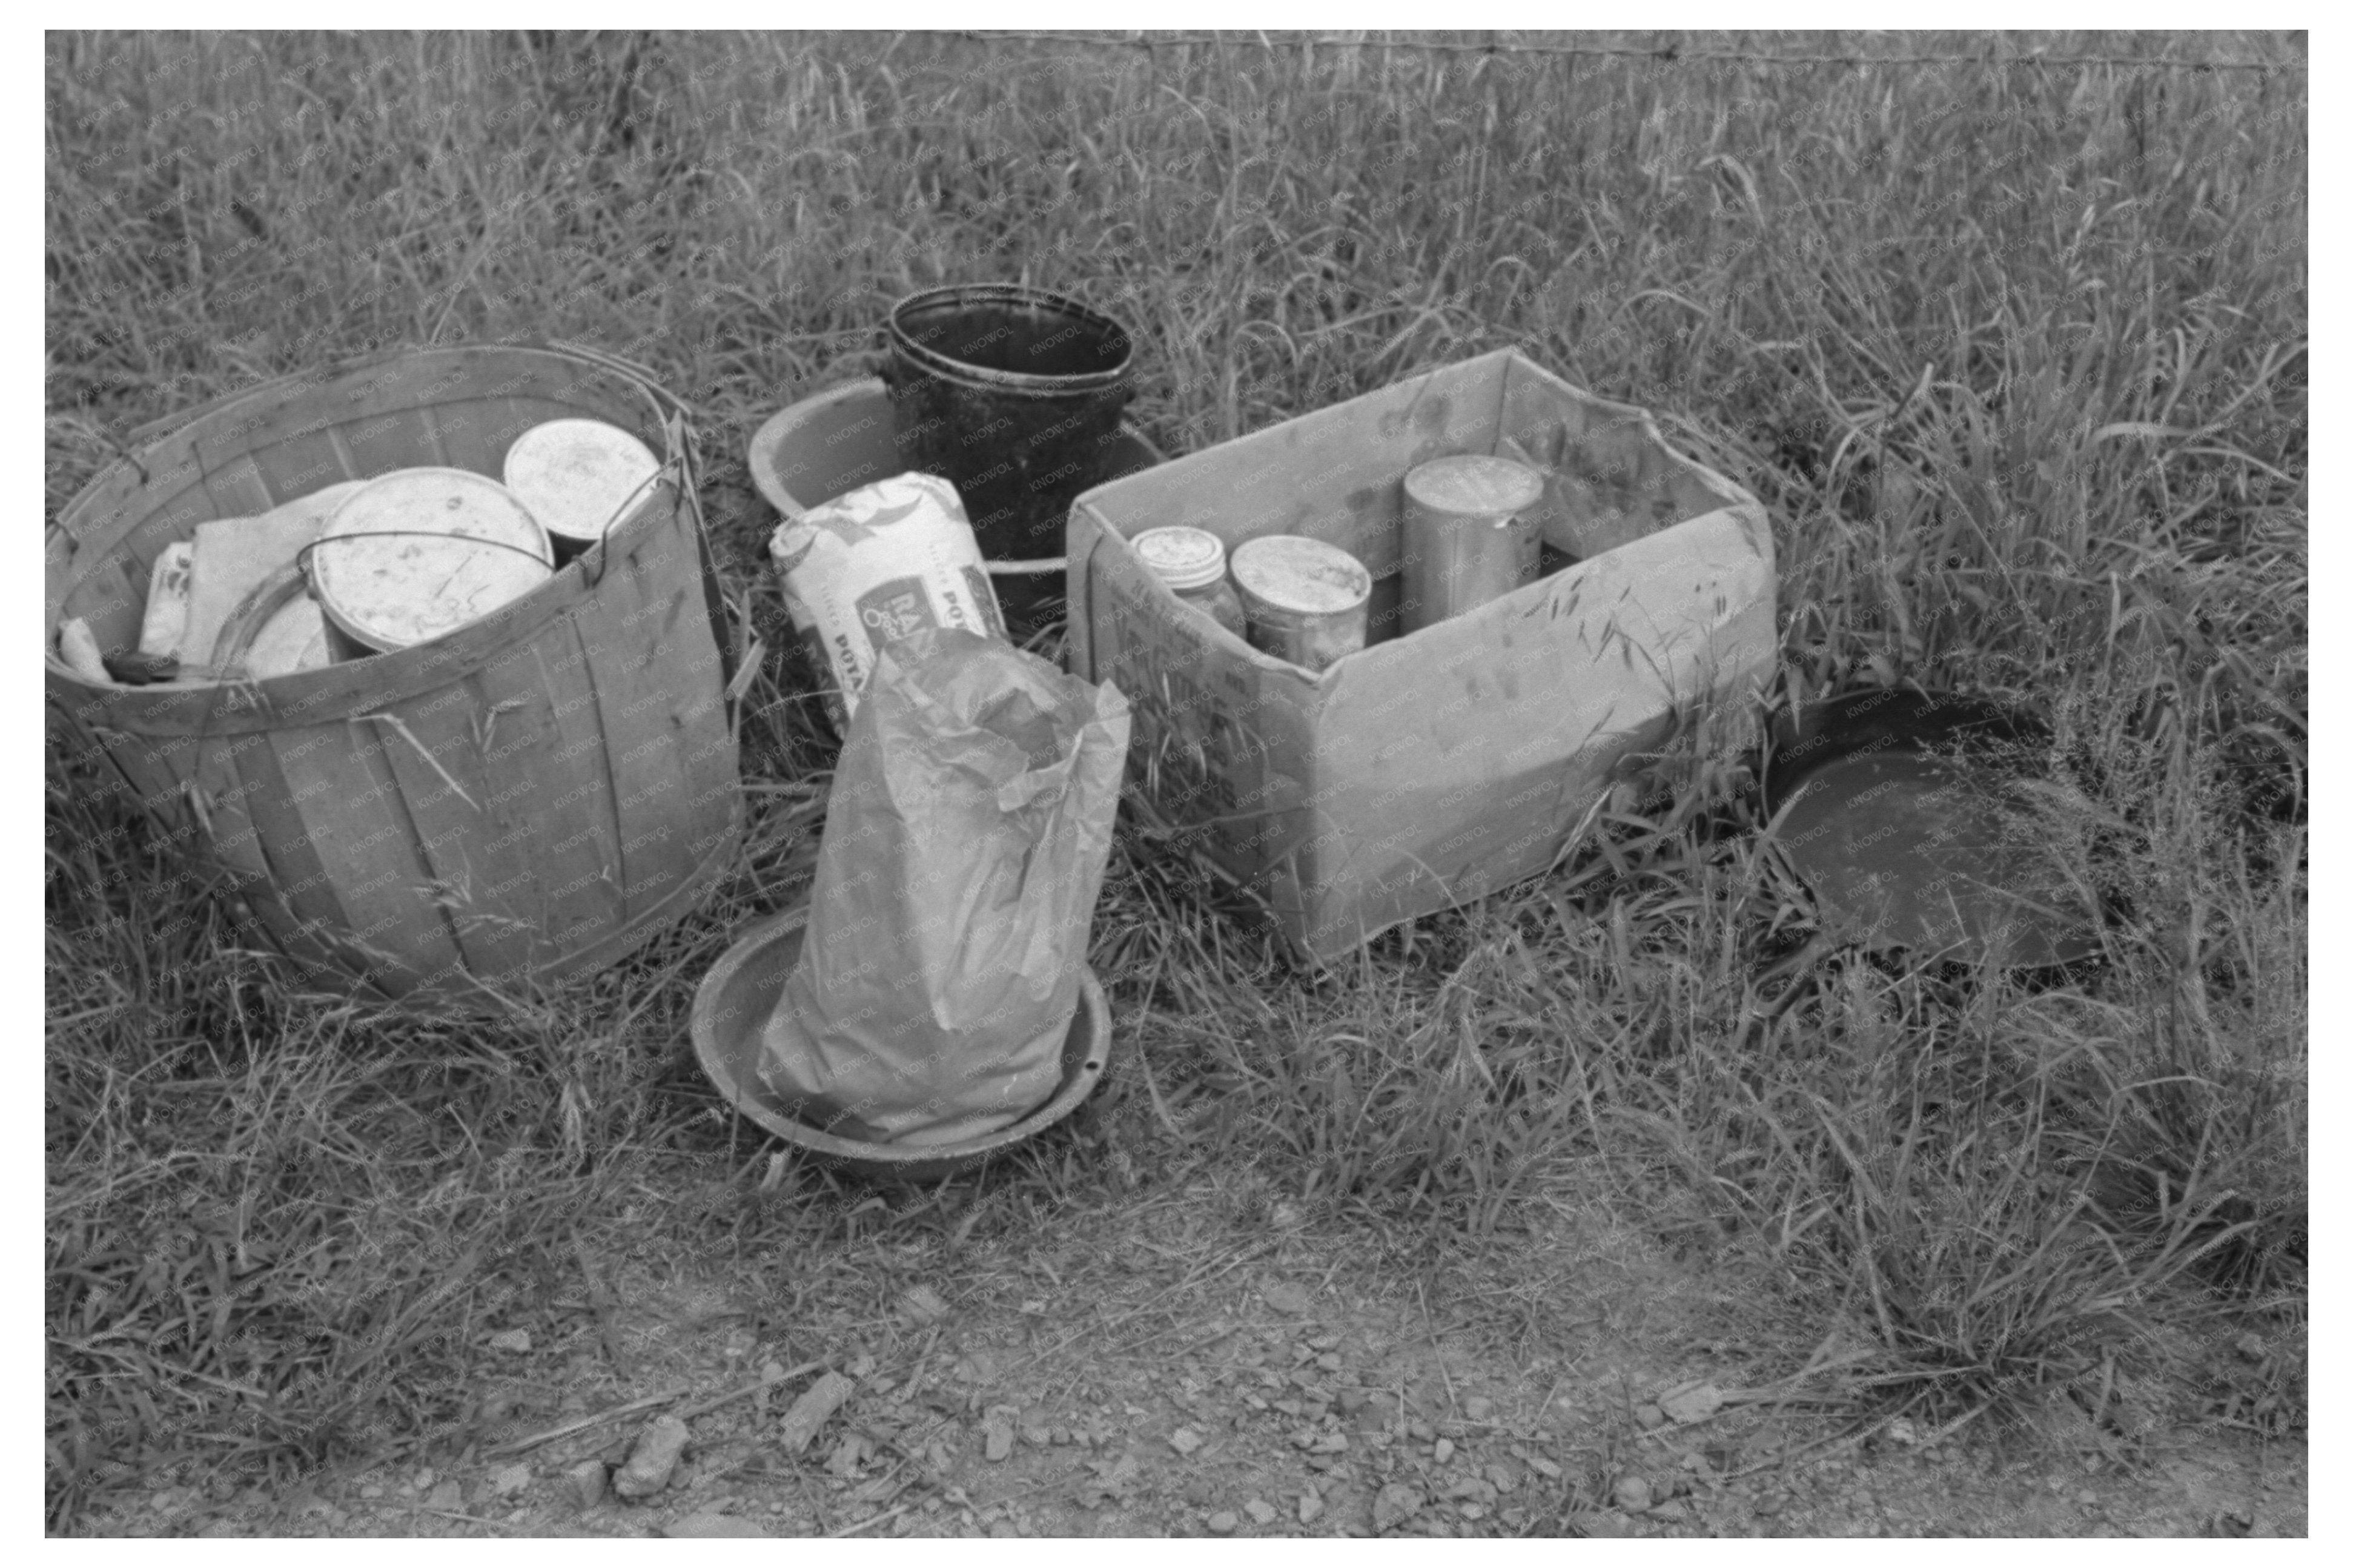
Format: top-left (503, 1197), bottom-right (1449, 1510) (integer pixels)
top-left (1399, 454), bottom-right (1546, 633)
top-left (502, 417), bottom-right (663, 564)
top-left (309, 469), bottom-right (555, 658)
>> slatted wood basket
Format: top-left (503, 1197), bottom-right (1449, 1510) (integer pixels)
top-left (45, 343), bottom-right (744, 1004)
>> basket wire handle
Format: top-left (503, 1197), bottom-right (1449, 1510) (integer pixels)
top-left (296, 530), bottom-right (554, 650)
top-left (297, 530), bottom-right (555, 575)
top-left (546, 340), bottom-right (738, 698)
top-left (572, 463), bottom-right (669, 590)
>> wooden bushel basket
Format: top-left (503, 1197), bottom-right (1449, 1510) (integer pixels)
top-left (45, 343), bottom-right (744, 1004)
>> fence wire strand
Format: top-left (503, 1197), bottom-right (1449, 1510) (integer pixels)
top-left (945, 31), bottom-right (2302, 74)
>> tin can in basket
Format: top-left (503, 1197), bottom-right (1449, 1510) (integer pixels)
top-left (307, 469), bottom-right (555, 657)
top-left (502, 417), bottom-right (663, 564)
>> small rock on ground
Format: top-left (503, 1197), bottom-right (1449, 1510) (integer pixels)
top-left (1299, 1490), bottom-right (1324, 1526)
top-left (614, 1415), bottom-right (691, 1500)
top-left (487, 1328), bottom-right (531, 1354)
top-left (1374, 1482), bottom-right (1423, 1533)
top-left (1169, 1427), bottom-right (1204, 1456)
top-left (566, 1460), bottom-right (607, 1510)
top-left (1244, 1498), bottom-right (1276, 1524)
top-left (778, 1372), bottom-right (857, 1455)
top-left (1659, 1383), bottom-right (1724, 1424)
top-left (490, 1463), bottom-right (532, 1498)
top-left (1614, 1475), bottom-right (1653, 1512)
top-left (1205, 1510), bottom-right (1239, 1535)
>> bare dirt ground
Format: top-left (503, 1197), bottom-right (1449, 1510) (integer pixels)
top-left (72, 1157), bottom-right (2306, 1542)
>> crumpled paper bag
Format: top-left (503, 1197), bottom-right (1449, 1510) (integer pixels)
top-left (756, 627), bottom-right (1131, 1146)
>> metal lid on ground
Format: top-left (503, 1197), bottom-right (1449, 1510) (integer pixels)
top-left (1761, 689), bottom-right (2101, 971)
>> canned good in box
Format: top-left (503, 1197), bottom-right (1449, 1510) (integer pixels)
top-left (1131, 526), bottom-right (1247, 639)
top-left (1228, 534), bottom-right (1371, 673)
top-left (1400, 453), bottom-right (1545, 632)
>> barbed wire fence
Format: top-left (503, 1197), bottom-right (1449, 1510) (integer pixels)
top-left (945, 30), bottom-right (2303, 74)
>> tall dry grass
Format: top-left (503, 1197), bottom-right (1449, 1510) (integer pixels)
top-left (46, 30), bottom-right (2304, 1530)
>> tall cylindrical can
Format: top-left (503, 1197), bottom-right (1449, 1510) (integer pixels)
top-left (1399, 454), bottom-right (1546, 633)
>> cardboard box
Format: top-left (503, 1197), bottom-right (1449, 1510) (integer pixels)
top-left (1065, 348), bottom-right (1777, 964)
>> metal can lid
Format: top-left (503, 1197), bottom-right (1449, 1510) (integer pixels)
top-left (311, 469), bottom-right (552, 650)
top-left (1229, 535), bottom-right (1371, 615)
top-left (502, 418), bottom-right (662, 544)
top-left (1131, 526), bottom-right (1228, 592)
top-left (1404, 453), bottom-right (1545, 518)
